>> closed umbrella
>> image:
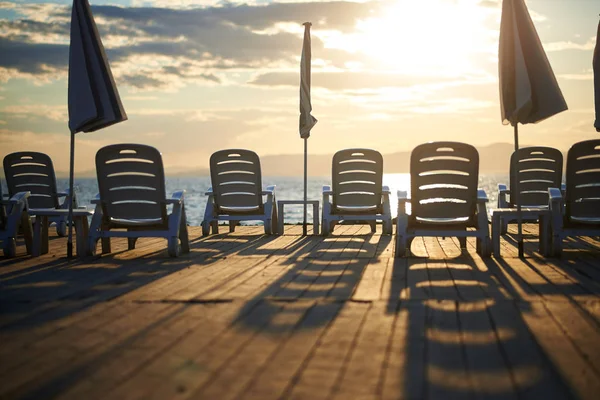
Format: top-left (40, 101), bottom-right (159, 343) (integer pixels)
top-left (67, 0), bottom-right (127, 257)
top-left (299, 22), bottom-right (317, 236)
top-left (594, 17), bottom-right (599, 132)
top-left (498, 0), bottom-right (567, 257)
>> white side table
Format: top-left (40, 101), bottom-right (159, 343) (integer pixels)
top-left (277, 200), bottom-right (319, 235)
top-left (28, 208), bottom-right (93, 257)
top-left (491, 207), bottom-right (551, 257)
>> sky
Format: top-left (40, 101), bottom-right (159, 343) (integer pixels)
top-left (0, 0), bottom-right (598, 175)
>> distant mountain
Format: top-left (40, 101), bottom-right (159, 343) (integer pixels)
top-left (259, 142), bottom-right (537, 176)
top-left (5, 143), bottom-right (559, 179)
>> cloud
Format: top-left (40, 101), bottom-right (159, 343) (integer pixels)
top-left (545, 37), bottom-right (596, 52)
top-left (0, 1), bottom-right (388, 90)
top-left (1, 104), bottom-right (67, 121)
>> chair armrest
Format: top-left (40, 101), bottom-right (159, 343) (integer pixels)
top-left (8, 191), bottom-right (30, 205)
top-left (560, 183), bottom-right (566, 196)
top-left (382, 185), bottom-right (391, 195)
top-left (262, 185), bottom-right (276, 195)
top-left (548, 187), bottom-right (562, 201)
top-left (90, 193), bottom-right (101, 205)
top-left (56, 192), bottom-right (68, 198)
top-left (397, 190), bottom-right (409, 201)
top-left (166, 190), bottom-right (185, 205)
top-left (397, 190), bottom-right (410, 215)
top-left (497, 184), bottom-right (508, 193)
top-left (204, 186), bottom-right (213, 196)
top-left (477, 189), bottom-right (489, 203)
top-left (322, 185), bottom-right (332, 195)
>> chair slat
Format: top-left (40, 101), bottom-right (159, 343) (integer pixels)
top-left (415, 202), bottom-right (473, 219)
top-left (337, 182), bottom-right (379, 194)
top-left (517, 180), bottom-right (558, 193)
top-left (335, 193), bottom-right (379, 208)
top-left (569, 200), bottom-right (600, 220)
top-left (106, 188), bottom-right (163, 204)
top-left (415, 187), bottom-right (471, 202)
top-left (106, 174), bottom-right (160, 188)
top-left (569, 185), bottom-right (600, 200)
top-left (100, 161), bottom-right (160, 177)
top-left (570, 170), bottom-right (600, 187)
top-left (515, 159), bottom-right (562, 172)
top-left (108, 202), bottom-right (164, 221)
top-left (217, 182), bottom-right (259, 195)
top-left (218, 193), bottom-right (260, 208)
top-left (413, 159), bottom-right (472, 175)
top-left (336, 171), bottom-right (378, 182)
top-left (416, 173), bottom-right (473, 187)
top-left (518, 192), bottom-right (551, 207)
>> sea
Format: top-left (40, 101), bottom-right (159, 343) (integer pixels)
top-left (10, 174), bottom-right (509, 226)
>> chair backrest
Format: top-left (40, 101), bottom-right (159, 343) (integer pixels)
top-left (565, 139), bottom-right (600, 222)
top-left (509, 146), bottom-right (563, 207)
top-left (209, 149), bottom-right (263, 212)
top-left (410, 142), bottom-right (479, 221)
top-left (95, 144), bottom-right (167, 222)
top-left (3, 152), bottom-right (59, 209)
top-left (332, 149), bottom-right (383, 212)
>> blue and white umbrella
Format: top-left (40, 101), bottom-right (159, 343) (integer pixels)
top-left (67, 0), bottom-right (127, 257)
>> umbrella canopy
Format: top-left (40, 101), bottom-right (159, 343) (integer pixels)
top-left (68, 0), bottom-right (126, 133)
top-left (66, 0), bottom-right (126, 257)
top-left (499, 0), bottom-right (567, 127)
top-left (594, 18), bottom-right (600, 132)
top-left (299, 22), bottom-right (317, 139)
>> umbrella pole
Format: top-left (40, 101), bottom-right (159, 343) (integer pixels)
top-left (303, 137), bottom-right (308, 236)
top-left (67, 130), bottom-right (75, 259)
top-left (514, 123), bottom-right (524, 258)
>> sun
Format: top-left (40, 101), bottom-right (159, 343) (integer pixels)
top-left (331, 0), bottom-right (495, 77)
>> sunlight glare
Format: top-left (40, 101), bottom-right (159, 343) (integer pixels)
top-left (352, 0), bottom-right (492, 76)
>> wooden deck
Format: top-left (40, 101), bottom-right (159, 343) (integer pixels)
top-left (1, 224), bottom-right (600, 400)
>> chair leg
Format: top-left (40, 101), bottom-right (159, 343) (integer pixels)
top-left (229, 221), bottom-right (237, 233)
top-left (180, 210), bottom-right (190, 254)
top-left (368, 221), bottom-right (376, 233)
top-left (458, 237), bottom-right (467, 249)
top-left (211, 221), bottom-right (219, 235)
top-left (128, 237), bottom-right (137, 250)
top-left (101, 237), bottom-right (111, 254)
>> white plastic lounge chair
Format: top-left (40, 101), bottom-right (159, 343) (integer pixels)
top-left (0, 182), bottom-right (32, 257)
top-left (3, 152), bottom-right (78, 236)
top-left (548, 139), bottom-right (600, 256)
top-left (202, 149), bottom-right (277, 235)
top-left (497, 146), bottom-right (563, 233)
top-left (322, 149), bottom-right (392, 235)
top-left (87, 144), bottom-right (189, 257)
top-left (396, 142), bottom-right (491, 257)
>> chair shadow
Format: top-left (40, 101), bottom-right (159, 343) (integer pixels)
top-left (386, 240), bottom-right (587, 399)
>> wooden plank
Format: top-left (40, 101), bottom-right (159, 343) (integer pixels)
top-left (381, 301), bottom-right (427, 400)
top-left (331, 302), bottom-right (396, 400)
top-left (283, 302), bottom-right (370, 400)
top-left (190, 301), bottom-right (318, 400)
top-left (426, 300), bottom-right (472, 399)
top-left (458, 302), bottom-right (518, 399)
top-left (352, 258), bottom-right (390, 301)
top-left (519, 301), bottom-right (600, 400)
